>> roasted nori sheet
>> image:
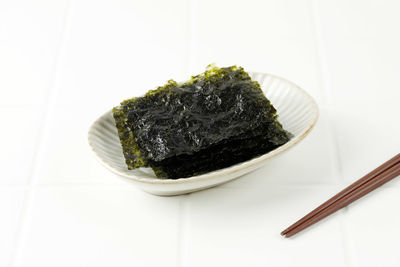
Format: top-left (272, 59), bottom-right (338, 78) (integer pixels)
top-left (113, 65), bottom-right (291, 179)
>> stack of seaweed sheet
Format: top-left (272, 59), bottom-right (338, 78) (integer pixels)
top-left (113, 65), bottom-right (291, 179)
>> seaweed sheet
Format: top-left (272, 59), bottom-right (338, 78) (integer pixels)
top-left (113, 65), bottom-right (291, 179)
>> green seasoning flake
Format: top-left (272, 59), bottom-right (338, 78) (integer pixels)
top-left (113, 65), bottom-right (292, 179)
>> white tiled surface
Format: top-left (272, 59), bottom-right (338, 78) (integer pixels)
top-left (15, 187), bottom-right (181, 267)
top-left (182, 185), bottom-right (347, 267)
top-left (1, 0), bottom-right (400, 266)
top-left (0, 188), bottom-right (25, 267)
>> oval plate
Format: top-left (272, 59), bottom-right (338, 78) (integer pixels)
top-left (88, 72), bottom-right (319, 196)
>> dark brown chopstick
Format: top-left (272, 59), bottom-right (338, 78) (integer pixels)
top-left (281, 153), bottom-right (400, 236)
top-left (282, 153), bottom-right (400, 238)
top-left (284, 161), bottom-right (400, 237)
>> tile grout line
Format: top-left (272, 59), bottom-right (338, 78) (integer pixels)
top-left (176, 194), bottom-right (189, 267)
top-left (339, 208), bottom-right (353, 267)
top-left (177, 1), bottom-right (197, 265)
top-left (184, 0), bottom-right (198, 76)
top-left (8, 1), bottom-right (73, 266)
top-left (309, 0), bottom-right (343, 183)
top-left (310, 1), bottom-right (350, 267)
top-left (0, 182), bottom-right (341, 189)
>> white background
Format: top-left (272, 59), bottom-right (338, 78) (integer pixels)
top-left (1, 0), bottom-right (400, 266)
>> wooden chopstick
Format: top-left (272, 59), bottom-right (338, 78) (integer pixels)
top-left (284, 161), bottom-right (400, 237)
top-left (281, 153), bottom-right (400, 236)
top-left (282, 153), bottom-right (400, 238)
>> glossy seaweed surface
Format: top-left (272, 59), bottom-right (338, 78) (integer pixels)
top-left (113, 65), bottom-right (291, 179)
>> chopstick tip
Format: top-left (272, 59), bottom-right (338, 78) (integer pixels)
top-left (280, 229), bottom-right (291, 238)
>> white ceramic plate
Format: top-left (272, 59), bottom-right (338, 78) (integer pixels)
top-left (88, 72), bottom-right (319, 196)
